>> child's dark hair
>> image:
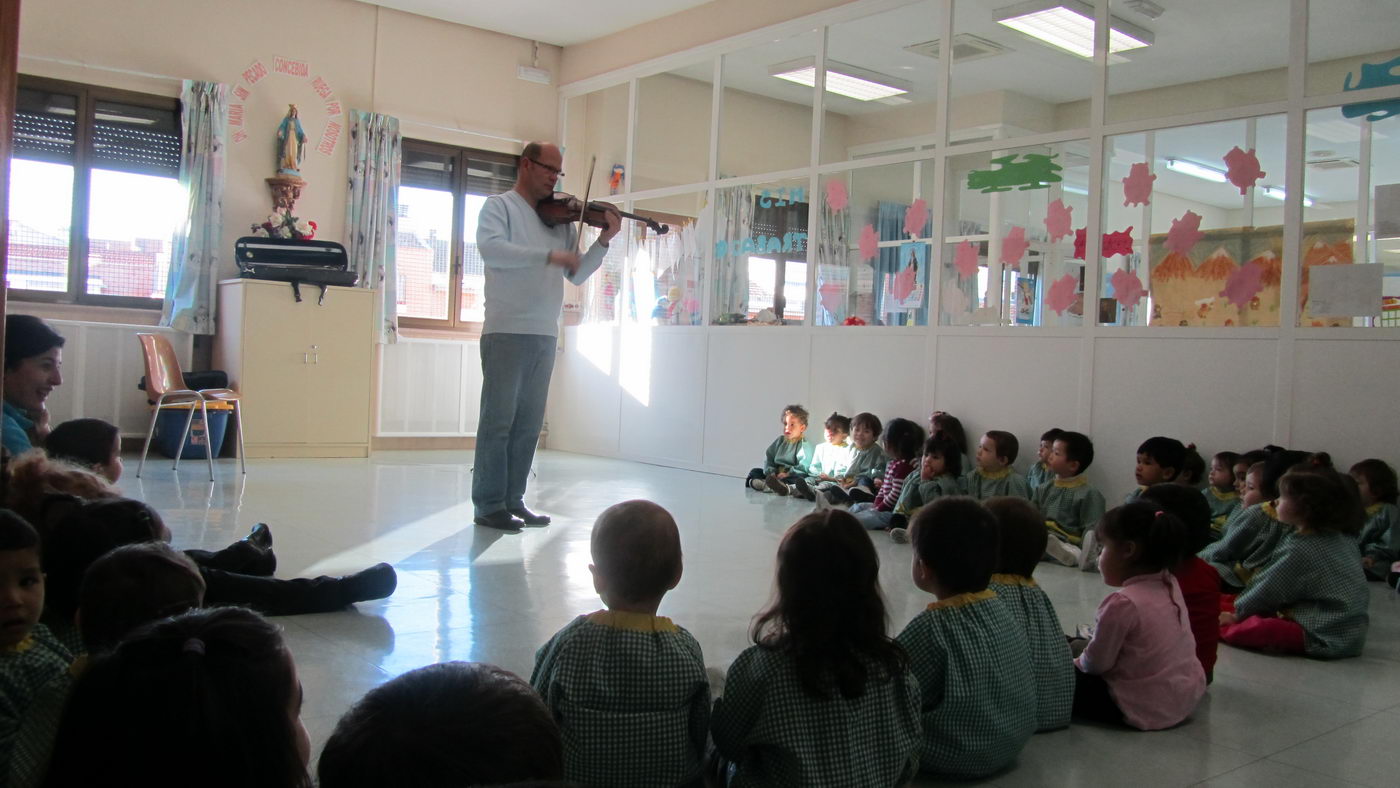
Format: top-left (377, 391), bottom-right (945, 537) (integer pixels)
top-left (1179, 444), bottom-right (1205, 486)
top-left (45, 606), bottom-right (311, 788)
top-left (1056, 431), bottom-right (1095, 474)
top-left (1258, 449), bottom-right (1313, 499)
top-left (851, 412), bottom-right (882, 439)
top-left (984, 430), bottom-right (1019, 465)
top-left (0, 509), bottom-right (39, 553)
top-left (924, 436), bottom-right (963, 478)
top-left (930, 412), bottom-right (967, 456)
top-left (823, 412), bottom-right (851, 434)
top-left (1138, 483), bottom-right (1213, 554)
top-left (1096, 502), bottom-right (1191, 571)
top-left (1136, 436), bottom-right (1186, 479)
top-left (910, 497), bottom-right (999, 595)
top-left (41, 497), bottom-right (166, 630)
top-left (1350, 459), bottom-right (1399, 505)
top-left (1278, 468), bottom-right (1364, 535)
top-left (45, 418), bottom-right (120, 471)
top-left (318, 661), bottom-right (563, 788)
top-left (1213, 450), bottom-right (1241, 472)
top-left (782, 404), bottom-right (810, 426)
top-left (589, 500), bottom-right (681, 605)
top-left (1040, 427), bottom-right (1065, 444)
top-left (79, 542), bottom-right (205, 653)
top-left (1237, 449), bottom-right (1270, 468)
top-left (882, 418), bottom-right (925, 461)
top-left (752, 510), bottom-right (907, 701)
top-left (4, 314), bottom-right (65, 370)
top-left (984, 497), bottom-right (1045, 578)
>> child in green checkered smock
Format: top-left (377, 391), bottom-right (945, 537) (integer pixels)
top-left (1350, 459), bottom-right (1400, 581)
top-left (802, 413), bottom-right (856, 484)
top-left (1200, 499), bottom-right (1287, 590)
top-left (531, 501), bottom-right (710, 787)
top-left (711, 509), bottom-right (922, 788)
top-left (746, 405), bottom-right (816, 493)
top-left (964, 431), bottom-right (1030, 501)
top-left (1032, 433), bottom-right (1106, 563)
top-left (1222, 468), bottom-right (1370, 659)
top-left (1203, 451), bottom-right (1243, 542)
top-left (984, 497), bottom-right (1073, 732)
top-left (0, 513), bottom-right (73, 783)
top-left (896, 498), bottom-right (1036, 778)
top-left (1026, 428), bottom-right (1064, 494)
top-left (893, 438), bottom-right (963, 519)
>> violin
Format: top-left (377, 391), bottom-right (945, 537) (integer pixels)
top-left (536, 192), bottom-right (669, 236)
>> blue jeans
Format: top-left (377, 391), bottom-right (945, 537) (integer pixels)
top-left (850, 503), bottom-right (895, 530)
top-left (472, 333), bottom-right (556, 517)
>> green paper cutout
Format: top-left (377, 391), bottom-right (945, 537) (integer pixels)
top-left (967, 153), bottom-right (1063, 193)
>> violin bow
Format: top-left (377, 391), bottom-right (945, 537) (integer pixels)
top-left (576, 155), bottom-right (597, 255)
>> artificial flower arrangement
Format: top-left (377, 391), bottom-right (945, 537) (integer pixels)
top-left (843, 316), bottom-right (867, 326)
top-left (251, 211), bottom-right (317, 240)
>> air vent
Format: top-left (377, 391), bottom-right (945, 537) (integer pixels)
top-left (905, 34), bottom-right (1009, 64)
top-left (1306, 157), bottom-right (1360, 170)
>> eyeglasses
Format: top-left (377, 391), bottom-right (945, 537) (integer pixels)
top-left (526, 158), bottom-right (564, 178)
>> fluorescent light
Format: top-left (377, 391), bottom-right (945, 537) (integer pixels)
top-left (994, 0), bottom-right (1153, 60)
top-left (770, 58), bottom-right (910, 101)
top-left (1165, 158), bottom-right (1228, 183)
top-left (1062, 184), bottom-right (1089, 195)
top-left (1261, 186), bottom-right (1315, 207)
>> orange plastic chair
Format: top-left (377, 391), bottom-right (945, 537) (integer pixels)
top-left (135, 333), bottom-right (246, 480)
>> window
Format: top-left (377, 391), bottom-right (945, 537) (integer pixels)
top-left (397, 140), bottom-right (517, 331)
top-left (7, 76), bottom-right (182, 306)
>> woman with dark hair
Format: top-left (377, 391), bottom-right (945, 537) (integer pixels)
top-left (2, 315), bottom-right (66, 456)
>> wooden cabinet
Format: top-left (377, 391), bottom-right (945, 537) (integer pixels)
top-left (215, 279), bottom-right (373, 458)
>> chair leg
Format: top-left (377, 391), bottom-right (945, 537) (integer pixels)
top-left (201, 400), bottom-right (215, 482)
top-left (136, 405), bottom-right (161, 478)
top-left (233, 400), bottom-right (246, 474)
top-left (173, 403), bottom-right (198, 472)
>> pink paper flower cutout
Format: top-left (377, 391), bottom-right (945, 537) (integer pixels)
top-left (1123, 162), bottom-right (1155, 206)
top-left (1102, 226), bottom-right (1135, 258)
top-left (1045, 199), bottom-right (1073, 243)
top-left (1110, 269), bottom-right (1146, 308)
top-left (825, 179), bottom-right (849, 211)
top-left (818, 282), bottom-right (845, 316)
top-left (891, 264), bottom-right (918, 303)
top-left (1045, 274), bottom-right (1078, 315)
top-left (1073, 227), bottom-right (1087, 260)
top-left (1165, 210), bottom-right (1206, 256)
top-left (1000, 226), bottom-right (1030, 269)
top-left (954, 240), bottom-right (980, 279)
top-left (1223, 147), bottom-right (1266, 195)
top-left (859, 224), bottom-right (879, 261)
top-left (1220, 261), bottom-right (1264, 309)
top-left (904, 199), bottom-right (929, 238)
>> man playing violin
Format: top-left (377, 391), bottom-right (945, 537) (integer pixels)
top-left (472, 141), bottom-right (620, 532)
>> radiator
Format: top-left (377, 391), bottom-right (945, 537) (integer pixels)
top-left (40, 320), bottom-right (193, 438)
top-left (376, 337), bottom-right (482, 437)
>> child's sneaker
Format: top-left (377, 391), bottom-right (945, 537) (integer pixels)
top-left (765, 474), bottom-right (790, 495)
top-left (1078, 529), bottom-right (1100, 572)
top-left (847, 486), bottom-right (875, 504)
top-left (1074, 623), bottom-right (1096, 640)
top-left (824, 486), bottom-right (852, 505)
top-left (890, 527), bottom-right (910, 544)
top-left (749, 478), bottom-right (768, 493)
top-left (791, 476), bottom-right (816, 501)
top-left (1044, 534), bottom-right (1081, 567)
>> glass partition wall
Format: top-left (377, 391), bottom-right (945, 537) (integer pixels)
top-left (559, 0), bottom-right (1400, 330)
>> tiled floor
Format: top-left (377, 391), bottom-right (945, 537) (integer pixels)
top-left (127, 450), bottom-right (1400, 787)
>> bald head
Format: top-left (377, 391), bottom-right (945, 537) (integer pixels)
top-left (590, 500), bottom-right (682, 607)
top-left (516, 142), bottom-right (563, 201)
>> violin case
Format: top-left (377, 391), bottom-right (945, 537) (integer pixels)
top-left (234, 237), bottom-right (359, 303)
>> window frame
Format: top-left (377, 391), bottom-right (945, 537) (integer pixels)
top-left (396, 138), bottom-right (518, 335)
top-left (10, 74), bottom-right (181, 310)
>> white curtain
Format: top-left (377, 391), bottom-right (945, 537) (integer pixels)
top-left (160, 80), bottom-right (228, 334)
top-left (344, 110), bottom-right (402, 344)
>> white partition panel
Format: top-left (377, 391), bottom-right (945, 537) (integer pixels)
top-left (809, 332), bottom-right (929, 433)
top-left (377, 338), bottom-right (481, 436)
top-left (1291, 338), bottom-right (1400, 470)
top-left (618, 328), bottom-right (708, 466)
top-left (547, 325), bottom-right (622, 454)
top-left (42, 320), bottom-right (191, 438)
top-left (702, 329), bottom-right (812, 476)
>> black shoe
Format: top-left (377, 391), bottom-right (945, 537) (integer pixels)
top-left (247, 523), bottom-right (273, 550)
top-left (339, 563), bottom-right (397, 605)
top-left (507, 506), bottom-right (551, 526)
top-left (847, 487), bottom-right (875, 504)
top-left (474, 510), bottom-right (525, 532)
top-left (824, 487), bottom-right (852, 505)
top-left (791, 477), bottom-right (815, 501)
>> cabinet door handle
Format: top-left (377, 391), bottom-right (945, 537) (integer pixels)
top-left (311, 345), bottom-right (319, 365)
top-left (303, 352), bottom-right (309, 364)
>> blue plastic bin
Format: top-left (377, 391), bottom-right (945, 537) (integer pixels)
top-left (153, 403), bottom-right (230, 460)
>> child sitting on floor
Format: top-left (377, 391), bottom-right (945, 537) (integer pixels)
top-left (1033, 431), bottom-right (1106, 568)
top-left (1351, 459), bottom-right (1399, 582)
top-left (790, 413), bottom-right (855, 501)
top-left (1138, 484), bottom-right (1221, 683)
top-left (929, 411), bottom-right (971, 482)
top-left (985, 497), bottom-right (1073, 732)
top-left (1220, 467), bottom-right (1369, 659)
top-left (711, 509), bottom-right (921, 787)
top-left (1074, 502), bottom-right (1206, 730)
top-left (964, 430), bottom-right (1030, 501)
top-left (1178, 444), bottom-right (1205, 488)
top-left (747, 405), bottom-right (815, 495)
top-left (531, 500), bottom-right (708, 787)
top-left (1203, 450), bottom-right (1242, 541)
top-left (0, 511), bottom-right (72, 778)
top-left (1232, 449), bottom-right (1269, 497)
top-left (44, 418), bottom-right (123, 484)
top-left (896, 498), bottom-right (1035, 778)
top-left (887, 437), bottom-right (963, 542)
top-left (1026, 428), bottom-right (1063, 493)
top-left (836, 418), bottom-right (924, 521)
top-left (1126, 437), bottom-right (1187, 503)
top-left (1199, 451), bottom-right (1310, 591)
top-left (815, 413), bottom-right (887, 506)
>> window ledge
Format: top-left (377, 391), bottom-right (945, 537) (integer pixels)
top-left (7, 301), bottom-right (162, 327)
top-left (396, 325), bottom-right (483, 342)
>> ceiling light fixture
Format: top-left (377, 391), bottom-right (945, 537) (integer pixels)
top-left (1261, 186), bottom-right (1315, 207)
top-left (769, 58), bottom-right (911, 101)
top-left (993, 0), bottom-right (1153, 60)
top-left (1164, 158), bottom-right (1228, 183)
